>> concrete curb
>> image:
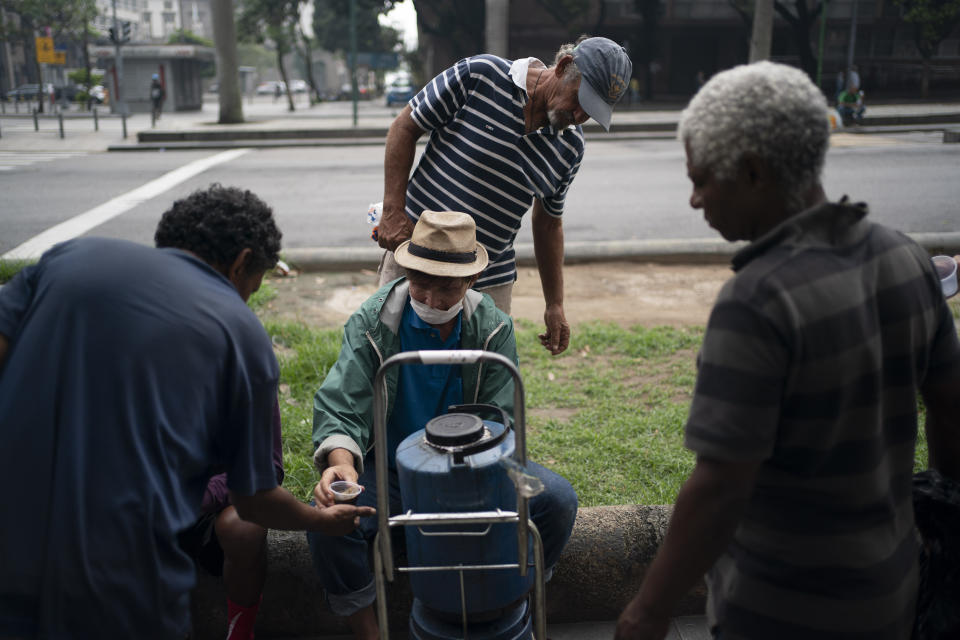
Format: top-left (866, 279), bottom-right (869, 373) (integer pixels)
top-left (281, 233), bottom-right (960, 272)
top-left (102, 110), bottom-right (960, 151)
top-left (190, 505), bottom-right (705, 638)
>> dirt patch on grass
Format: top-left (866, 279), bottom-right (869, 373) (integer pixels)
top-left (259, 262), bottom-right (731, 330)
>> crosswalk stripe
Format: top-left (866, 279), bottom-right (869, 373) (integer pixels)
top-left (0, 151), bottom-right (88, 171)
top-left (3, 149), bottom-right (251, 260)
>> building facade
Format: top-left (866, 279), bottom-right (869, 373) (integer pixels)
top-left (416, 0), bottom-right (960, 99)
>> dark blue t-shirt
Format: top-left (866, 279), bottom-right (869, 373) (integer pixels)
top-left (0, 238), bottom-right (279, 639)
top-left (386, 300), bottom-right (463, 468)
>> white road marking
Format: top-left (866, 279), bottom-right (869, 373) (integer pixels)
top-left (3, 149), bottom-right (251, 260)
top-left (0, 151), bottom-right (88, 169)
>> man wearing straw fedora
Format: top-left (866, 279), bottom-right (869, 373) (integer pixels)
top-left (376, 36), bottom-right (632, 356)
top-left (307, 211), bottom-right (579, 640)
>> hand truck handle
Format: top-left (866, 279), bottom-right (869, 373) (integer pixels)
top-left (372, 350), bottom-right (529, 581)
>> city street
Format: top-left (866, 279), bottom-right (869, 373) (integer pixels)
top-left (1, 129), bottom-right (957, 257)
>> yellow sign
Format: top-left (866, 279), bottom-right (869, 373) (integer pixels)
top-left (35, 37), bottom-right (65, 65)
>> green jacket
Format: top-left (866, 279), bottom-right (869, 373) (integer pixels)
top-left (312, 278), bottom-right (517, 474)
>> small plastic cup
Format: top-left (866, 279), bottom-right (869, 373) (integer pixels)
top-left (932, 255), bottom-right (958, 299)
top-left (329, 480), bottom-right (363, 504)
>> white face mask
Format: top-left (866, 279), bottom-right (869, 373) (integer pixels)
top-left (410, 296), bottom-right (463, 325)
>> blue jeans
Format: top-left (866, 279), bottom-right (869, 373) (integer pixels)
top-left (306, 454), bottom-right (578, 616)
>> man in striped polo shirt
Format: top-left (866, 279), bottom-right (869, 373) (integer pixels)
top-left (376, 36), bottom-right (631, 355)
top-left (616, 62), bottom-right (960, 639)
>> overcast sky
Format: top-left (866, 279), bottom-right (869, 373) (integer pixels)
top-left (300, 1), bottom-right (417, 50)
top-left (380, 0), bottom-right (418, 50)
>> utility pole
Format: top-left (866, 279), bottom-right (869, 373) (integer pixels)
top-left (816, 0), bottom-right (829, 87)
top-left (111, 0), bottom-right (126, 115)
top-left (349, 0), bottom-right (357, 127)
top-left (178, 0), bottom-right (187, 34)
top-left (485, 0), bottom-right (509, 57)
top-left (749, 0), bottom-right (774, 62)
top-left (0, 6), bottom-right (16, 92)
top-left (844, 0), bottom-right (858, 89)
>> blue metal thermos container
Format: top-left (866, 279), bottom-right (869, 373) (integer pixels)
top-left (395, 407), bottom-right (535, 616)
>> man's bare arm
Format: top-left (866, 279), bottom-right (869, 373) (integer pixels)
top-left (230, 486), bottom-right (374, 536)
top-left (380, 105), bottom-right (424, 251)
top-left (531, 202), bottom-right (569, 355)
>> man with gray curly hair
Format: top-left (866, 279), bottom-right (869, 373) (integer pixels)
top-left (616, 61), bottom-right (960, 639)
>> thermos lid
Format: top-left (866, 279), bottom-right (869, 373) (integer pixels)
top-left (425, 413), bottom-right (485, 447)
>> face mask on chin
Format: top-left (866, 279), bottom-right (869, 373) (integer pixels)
top-left (410, 296), bottom-right (463, 325)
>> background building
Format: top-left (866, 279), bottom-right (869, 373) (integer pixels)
top-left (416, 0), bottom-right (960, 99)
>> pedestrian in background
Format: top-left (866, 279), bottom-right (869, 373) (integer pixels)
top-left (376, 35), bottom-right (632, 356)
top-left (150, 72), bottom-right (165, 121)
top-left (0, 185), bottom-right (373, 639)
top-left (615, 61), bottom-right (960, 640)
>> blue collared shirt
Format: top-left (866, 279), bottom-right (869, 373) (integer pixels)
top-left (386, 299), bottom-right (464, 468)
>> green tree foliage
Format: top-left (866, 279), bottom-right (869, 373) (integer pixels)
top-left (1, 0), bottom-right (97, 40)
top-left (1, 0), bottom-right (99, 110)
top-left (168, 28), bottom-right (214, 47)
top-left (312, 0), bottom-right (400, 54)
top-left (412, 0), bottom-right (485, 61)
top-left (67, 68), bottom-right (102, 85)
top-left (894, 0), bottom-right (960, 95)
top-left (532, 0), bottom-right (591, 37)
top-left (238, 0), bottom-right (300, 110)
top-left (724, 0), bottom-right (823, 79)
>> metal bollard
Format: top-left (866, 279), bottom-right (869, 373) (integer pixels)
top-left (59, 110), bottom-right (64, 138)
top-left (33, 108), bottom-right (38, 131)
top-left (93, 107), bottom-right (98, 131)
top-left (121, 112), bottom-right (127, 139)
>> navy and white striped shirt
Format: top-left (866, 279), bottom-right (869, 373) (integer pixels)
top-left (405, 55), bottom-right (585, 289)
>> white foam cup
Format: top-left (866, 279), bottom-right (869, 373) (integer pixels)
top-left (932, 255), bottom-right (958, 298)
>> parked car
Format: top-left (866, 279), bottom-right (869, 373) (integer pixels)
top-left (385, 82), bottom-right (416, 106)
top-left (87, 85), bottom-right (106, 103)
top-left (255, 80), bottom-right (285, 95)
top-left (289, 79), bottom-right (308, 93)
top-left (208, 81), bottom-right (219, 93)
top-left (338, 83), bottom-right (372, 101)
top-left (4, 83), bottom-right (50, 101)
top-left (53, 84), bottom-right (80, 101)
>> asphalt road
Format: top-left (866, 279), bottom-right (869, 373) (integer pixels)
top-left (1, 131), bottom-right (957, 257)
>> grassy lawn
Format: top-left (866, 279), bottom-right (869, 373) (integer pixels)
top-left (0, 259), bottom-right (35, 284)
top-left (253, 281), bottom-right (949, 507)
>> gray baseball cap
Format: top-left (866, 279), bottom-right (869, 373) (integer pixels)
top-left (572, 37), bottom-right (633, 131)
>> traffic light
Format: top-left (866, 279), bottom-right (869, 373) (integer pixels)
top-left (108, 26), bottom-right (117, 43)
top-left (121, 21), bottom-right (131, 43)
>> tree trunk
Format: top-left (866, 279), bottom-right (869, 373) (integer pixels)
top-left (82, 28), bottom-right (93, 111)
top-left (774, 0), bottom-right (821, 80)
top-left (299, 30), bottom-right (321, 104)
top-left (211, 0), bottom-right (243, 123)
top-left (276, 47), bottom-right (295, 112)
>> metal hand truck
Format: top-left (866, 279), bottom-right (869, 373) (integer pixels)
top-left (371, 349), bottom-right (546, 640)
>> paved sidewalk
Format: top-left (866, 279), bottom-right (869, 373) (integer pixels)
top-left (279, 616), bottom-right (710, 640)
top-left (1, 94), bottom-right (958, 153)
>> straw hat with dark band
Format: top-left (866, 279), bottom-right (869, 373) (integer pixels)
top-left (394, 210), bottom-right (489, 277)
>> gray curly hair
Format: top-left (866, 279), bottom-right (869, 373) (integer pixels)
top-left (679, 61), bottom-right (830, 214)
top-left (553, 35), bottom-right (589, 83)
